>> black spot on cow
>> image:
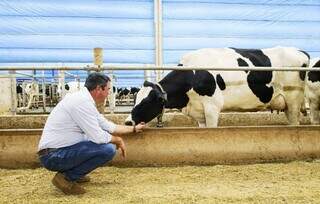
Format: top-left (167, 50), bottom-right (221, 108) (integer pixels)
top-left (65, 84), bottom-right (70, 91)
top-left (298, 50), bottom-right (310, 81)
top-left (237, 58), bottom-right (249, 73)
top-left (247, 71), bottom-right (273, 103)
top-left (216, 74), bottom-right (226, 90)
top-left (308, 60), bottom-right (320, 83)
top-left (232, 48), bottom-right (271, 67)
top-left (160, 70), bottom-right (193, 109)
top-left (232, 48), bottom-right (273, 103)
top-left (192, 71), bottom-right (216, 97)
top-left (299, 63), bottom-right (307, 81)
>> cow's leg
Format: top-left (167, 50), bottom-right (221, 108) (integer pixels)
top-left (197, 121), bottom-right (206, 127)
top-left (309, 99), bottom-right (320, 124)
top-left (156, 114), bottom-right (164, 127)
top-left (203, 102), bottom-right (220, 127)
top-left (284, 91), bottom-right (303, 125)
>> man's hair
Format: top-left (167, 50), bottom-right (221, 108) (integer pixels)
top-left (85, 72), bottom-right (110, 91)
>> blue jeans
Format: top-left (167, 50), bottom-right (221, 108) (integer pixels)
top-left (39, 141), bottom-right (116, 181)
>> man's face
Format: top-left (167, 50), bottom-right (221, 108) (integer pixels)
top-left (96, 81), bottom-right (111, 104)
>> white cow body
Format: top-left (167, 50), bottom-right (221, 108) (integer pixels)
top-left (179, 47), bottom-right (308, 126)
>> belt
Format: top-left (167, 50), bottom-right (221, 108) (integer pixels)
top-left (37, 148), bottom-right (57, 156)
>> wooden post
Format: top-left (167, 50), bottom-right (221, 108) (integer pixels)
top-left (94, 47), bottom-right (103, 69)
top-left (94, 48), bottom-right (107, 113)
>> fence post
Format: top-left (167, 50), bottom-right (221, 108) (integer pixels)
top-left (94, 48), bottom-right (115, 114)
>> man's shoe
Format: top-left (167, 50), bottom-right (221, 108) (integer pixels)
top-left (52, 172), bottom-right (86, 195)
top-left (76, 176), bottom-right (91, 183)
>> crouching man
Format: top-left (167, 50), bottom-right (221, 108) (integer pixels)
top-left (38, 72), bottom-right (145, 195)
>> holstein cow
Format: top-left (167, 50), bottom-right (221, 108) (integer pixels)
top-left (57, 81), bottom-right (85, 98)
top-left (125, 47), bottom-right (309, 127)
top-left (305, 57), bottom-right (320, 124)
top-left (17, 81), bottom-right (40, 111)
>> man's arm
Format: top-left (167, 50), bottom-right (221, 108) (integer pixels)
top-left (113, 122), bottom-right (146, 135)
top-left (110, 135), bottom-right (126, 158)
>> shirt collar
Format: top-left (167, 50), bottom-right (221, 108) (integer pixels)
top-left (83, 87), bottom-right (96, 106)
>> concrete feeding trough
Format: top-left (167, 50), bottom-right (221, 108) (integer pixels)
top-left (1, 124), bottom-right (319, 169)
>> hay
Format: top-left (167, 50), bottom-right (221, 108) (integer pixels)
top-left (1, 161), bottom-right (320, 203)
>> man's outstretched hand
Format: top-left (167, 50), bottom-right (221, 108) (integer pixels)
top-left (134, 122), bottom-right (146, 133)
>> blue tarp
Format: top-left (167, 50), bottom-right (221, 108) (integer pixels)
top-left (0, 0), bottom-right (319, 86)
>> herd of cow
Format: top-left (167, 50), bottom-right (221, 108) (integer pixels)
top-left (16, 80), bottom-right (141, 111)
top-left (14, 46), bottom-right (320, 127)
top-left (125, 46), bottom-right (320, 127)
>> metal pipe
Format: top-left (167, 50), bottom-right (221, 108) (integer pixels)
top-left (154, 0), bottom-right (163, 81)
top-left (0, 65), bottom-right (319, 71)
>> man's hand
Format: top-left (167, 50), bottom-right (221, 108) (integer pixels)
top-left (110, 136), bottom-right (126, 159)
top-left (134, 122), bottom-right (146, 133)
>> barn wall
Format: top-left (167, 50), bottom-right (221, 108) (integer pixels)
top-left (162, 0), bottom-right (320, 63)
top-left (0, 0), bottom-right (319, 86)
top-left (0, 78), bottom-right (13, 114)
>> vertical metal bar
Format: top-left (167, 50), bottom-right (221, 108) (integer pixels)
top-left (9, 70), bottom-right (17, 115)
top-left (154, 0), bottom-right (163, 82)
top-left (42, 70), bottom-right (46, 113)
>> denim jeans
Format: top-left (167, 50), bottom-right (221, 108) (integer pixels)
top-left (39, 141), bottom-right (116, 181)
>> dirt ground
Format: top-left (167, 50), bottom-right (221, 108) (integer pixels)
top-left (1, 161), bottom-right (320, 204)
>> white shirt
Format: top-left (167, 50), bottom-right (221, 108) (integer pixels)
top-left (38, 88), bottom-right (116, 150)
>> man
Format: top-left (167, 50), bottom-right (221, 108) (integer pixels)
top-left (38, 72), bottom-right (145, 195)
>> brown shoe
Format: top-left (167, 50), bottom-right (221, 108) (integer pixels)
top-left (76, 175), bottom-right (91, 183)
top-left (52, 173), bottom-right (86, 195)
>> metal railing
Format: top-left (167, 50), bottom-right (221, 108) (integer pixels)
top-left (0, 64), bottom-right (319, 72)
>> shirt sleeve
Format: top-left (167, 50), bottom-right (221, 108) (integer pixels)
top-left (97, 114), bottom-right (116, 133)
top-left (68, 100), bottom-right (112, 144)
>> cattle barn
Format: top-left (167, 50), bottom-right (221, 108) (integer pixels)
top-left (0, 0), bottom-right (320, 203)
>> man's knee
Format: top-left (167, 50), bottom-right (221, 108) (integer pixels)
top-left (100, 143), bottom-right (116, 161)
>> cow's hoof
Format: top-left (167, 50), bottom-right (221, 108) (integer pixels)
top-left (156, 123), bottom-right (164, 128)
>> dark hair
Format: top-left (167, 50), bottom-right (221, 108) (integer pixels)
top-left (85, 72), bottom-right (110, 91)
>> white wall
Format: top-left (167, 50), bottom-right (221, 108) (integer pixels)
top-left (0, 78), bottom-right (14, 114)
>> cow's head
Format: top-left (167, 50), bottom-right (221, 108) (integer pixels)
top-left (125, 81), bottom-right (167, 126)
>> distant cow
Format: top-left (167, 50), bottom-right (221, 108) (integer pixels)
top-left (305, 57), bottom-right (320, 124)
top-left (115, 88), bottom-right (129, 104)
top-left (17, 81), bottom-right (40, 111)
top-left (125, 47), bottom-right (309, 127)
top-left (16, 84), bottom-right (23, 107)
top-left (130, 87), bottom-right (140, 96)
top-left (57, 81), bottom-right (85, 98)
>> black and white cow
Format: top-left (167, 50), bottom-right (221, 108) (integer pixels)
top-left (57, 81), bottom-right (85, 98)
top-left (125, 47), bottom-right (309, 127)
top-left (130, 87), bottom-right (140, 96)
top-left (305, 57), bottom-right (320, 124)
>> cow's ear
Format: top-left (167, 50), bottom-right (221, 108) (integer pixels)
top-left (143, 80), bottom-right (154, 87)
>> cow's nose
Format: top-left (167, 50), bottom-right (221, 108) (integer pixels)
top-left (125, 121), bottom-right (133, 126)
